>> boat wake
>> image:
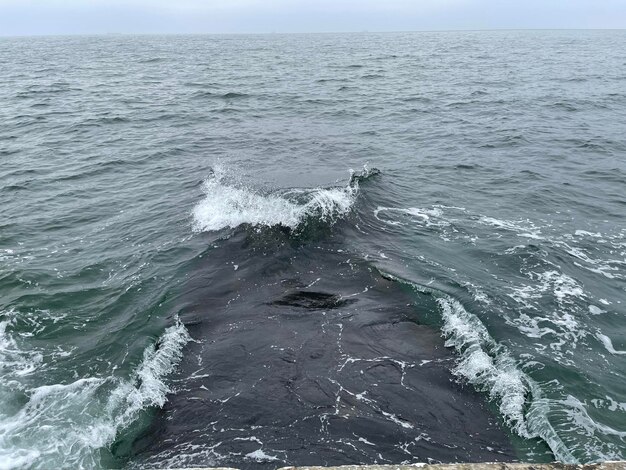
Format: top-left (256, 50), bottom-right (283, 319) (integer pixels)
top-left (379, 272), bottom-right (576, 463)
top-left (0, 318), bottom-right (190, 470)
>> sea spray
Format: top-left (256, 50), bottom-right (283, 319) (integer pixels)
top-left (380, 271), bottom-right (576, 463)
top-left (192, 166), bottom-right (379, 233)
top-left (0, 320), bottom-right (190, 470)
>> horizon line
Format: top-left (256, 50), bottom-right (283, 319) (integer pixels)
top-left (2, 27), bottom-right (625, 39)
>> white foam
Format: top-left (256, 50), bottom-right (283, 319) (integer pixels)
top-left (133, 441), bottom-right (223, 469)
top-left (406, 207), bottom-right (443, 220)
top-left (596, 333), bottom-right (626, 355)
top-left (0, 316), bottom-right (43, 382)
top-left (436, 296), bottom-right (578, 462)
top-left (192, 180), bottom-right (302, 231)
top-left (374, 206), bottom-right (448, 228)
top-left (561, 395), bottom-right (626, 438)
top-left (358, 436), bottom-right (376, 446)
top-left (372, 211), bottom-right (625, 461)
top-left (506, 263), bottom-right (592, 363)
top-left (575, 230), bottom-right (602, 238)
top-left (437, 297), bottom-right (529, 434)
top-left (588, 305), bottom-right (605, 315)
top-left (381, 410), bottom-right (414, 429)
top-left (192, 167), bottom-right (362, 232)
top-left (549, 395), bottom-right (626, 461)
top-left (510, 270), bottom-right (586, 311)
top-left (462, 282), bottom-right (491, 305)
top-left (512, 313), bottom-right (559, 339)
top-left (555, 241), bottom-right (623, 280)
top-left (536, 271), bottom-right (584, 303)
top-left (478, 216), bottom-right (544, 240)
top-left (245, 448), bottom-right (279, 462)
top-left (0, 321), bottom-right (190, 469)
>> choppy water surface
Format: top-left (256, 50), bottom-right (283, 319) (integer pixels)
top-left (0, 31), bottom-right (625, 469)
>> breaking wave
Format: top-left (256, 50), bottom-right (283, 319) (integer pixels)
top-left (0, 320), bottom-right (190, 470)
top-left (436, 296), bottom-right (576, 463)
top-left (380, 272), bottom-right (576, 463)
top-left (192, 166), bottom-right (379, 233)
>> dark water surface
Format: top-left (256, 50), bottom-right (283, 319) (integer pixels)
top-left (0, 31), bottom-right (625, 469)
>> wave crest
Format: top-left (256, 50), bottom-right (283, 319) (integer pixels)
top-left (380, 272), bottom-right (576, 463)
top-left (192, 166), bottom-right (379, 233)
top-left (0, 320), bottom-right (190, 470)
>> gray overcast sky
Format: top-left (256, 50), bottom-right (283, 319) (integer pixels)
top-left (1, 0), bottom-right (625, 36)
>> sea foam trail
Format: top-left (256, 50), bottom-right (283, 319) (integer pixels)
top-left (0, 320), bottom-right (190, 470)
top-left (380, 272), bottom-right (576, 464)
top-left (0, 316), bottom-right (44, 383)
top-left (192, 166), bottom-right (378, 233)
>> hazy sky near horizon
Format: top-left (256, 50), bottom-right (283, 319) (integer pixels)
top-left (1, 0), bottom-right (625, 36)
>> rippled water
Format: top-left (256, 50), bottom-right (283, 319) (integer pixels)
top-left (1, 31), bottom-right (625, 469)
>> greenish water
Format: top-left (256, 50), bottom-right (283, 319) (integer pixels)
top-left (0, 31), bottom-right (625, 469)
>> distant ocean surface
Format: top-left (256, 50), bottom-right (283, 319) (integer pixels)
top-left (1, 31), bottom-right (625, 469)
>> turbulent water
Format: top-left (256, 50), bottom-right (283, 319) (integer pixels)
top-left (1, 31), bottom-right (625, 469)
